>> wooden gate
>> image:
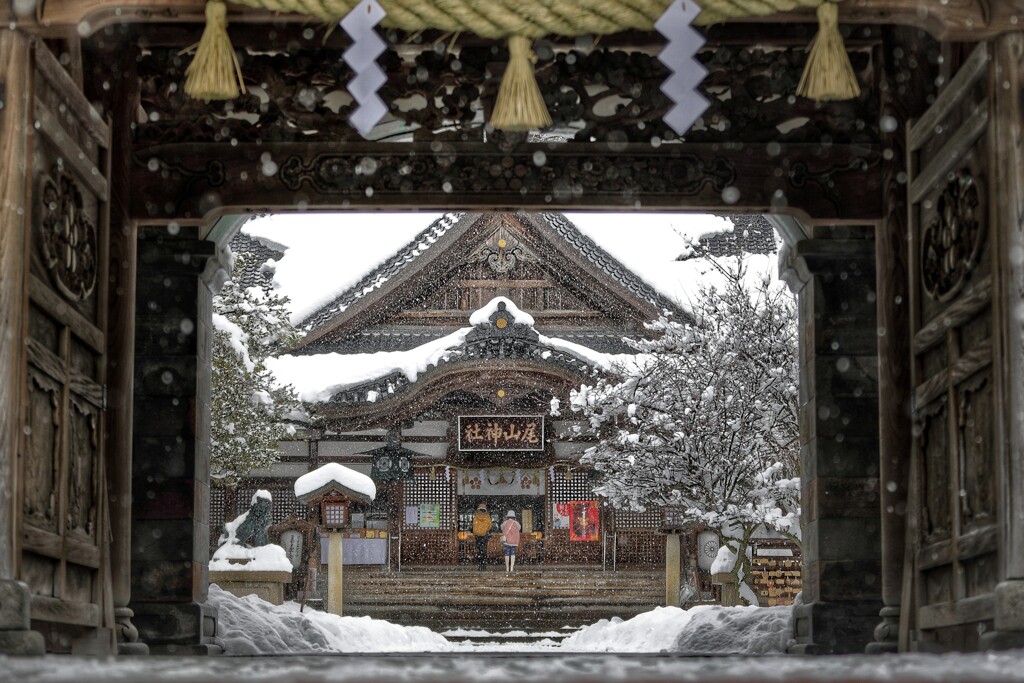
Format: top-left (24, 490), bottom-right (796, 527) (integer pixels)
top-left (905, 43), bottom-right (1002, 650)
top-left (16, 40), bottom-right (114, 653)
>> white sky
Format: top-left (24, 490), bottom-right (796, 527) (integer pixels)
top-left (242, 211), bottom-right (779, 327)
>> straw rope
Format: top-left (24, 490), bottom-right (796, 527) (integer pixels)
top-left (223, 0), bottom-right (826, 37)
top-left (185, 0), bottom-right (860, 128)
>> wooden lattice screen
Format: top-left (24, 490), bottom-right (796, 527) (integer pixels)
top-left (547, 468), bottom-right (595, 510)
top-left (615, 509), bottom-right (660, 529)
top-left (400, 469), bottom-right (455, 530)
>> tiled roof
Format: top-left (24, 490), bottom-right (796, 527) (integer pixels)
top-left (298, 212), bottom-right (464, 331)
top-left (297, 211), bottom-right (681, 335)
top-left (228, 231), bottom-right (285, 289)
top-left (687, 214), bottom-right (777, 259)
top-left (539, 212), bottom-right (680, 313)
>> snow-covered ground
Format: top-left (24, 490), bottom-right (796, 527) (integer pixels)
top-left (2, 589), bottom-right (1023, 681)
top-left (205, 584), bottom-right (793, 655)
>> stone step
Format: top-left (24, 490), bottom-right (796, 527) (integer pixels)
top-left (333, 566), bottom-right (665, 630)
top-left (343, 604), bottom-right (655, 630)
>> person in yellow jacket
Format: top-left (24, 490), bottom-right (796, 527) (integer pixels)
top-left (472, 502), bottom-right (492, 570)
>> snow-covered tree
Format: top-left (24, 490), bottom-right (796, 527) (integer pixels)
top-left (566, 260), bottom-right (800, 597)
top-left (211, 253), bottom-right (301, 488)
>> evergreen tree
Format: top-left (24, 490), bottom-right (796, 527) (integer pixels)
top-left (211, 253), bottom-right (301, 488)
top-left (565, 261), bottom-right (800, 600)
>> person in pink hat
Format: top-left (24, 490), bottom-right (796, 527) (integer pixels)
top-left (501, 510), bottom-right (522, 572)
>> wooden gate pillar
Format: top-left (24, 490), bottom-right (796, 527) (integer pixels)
top-left (782, 234), bottom-right (882, 654)
top-left (981, 32), bottom-right (1024, 651)
top-left (0, 28), bottom-right (45, 656)
top-left (129, 226), bottom-right (222, 654)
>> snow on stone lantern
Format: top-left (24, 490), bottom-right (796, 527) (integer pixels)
top-left (294, 463), bottom-right (376, 616)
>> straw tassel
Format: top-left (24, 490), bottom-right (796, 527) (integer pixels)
top-left (185, 1), bottom-right (246, 100)
top-left (491, 36), bottom-right (552, 132)
top-left (796, 1), bottom-right (861, 101)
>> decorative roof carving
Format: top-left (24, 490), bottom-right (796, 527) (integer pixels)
top-left (466, 224), bottom-right (538, 274)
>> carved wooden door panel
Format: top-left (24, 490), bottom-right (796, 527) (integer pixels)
top-left (907, 43), bottom-right (1001, 649)
top-left (18, 40), bottom-right (113, 648)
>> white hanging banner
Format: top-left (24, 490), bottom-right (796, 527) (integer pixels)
top-left (655, 0), bottom-right (710, 135)
top-left (457, 468), bottom-right (545, 496)
top-left (341, 0), bottom-right (388, 136)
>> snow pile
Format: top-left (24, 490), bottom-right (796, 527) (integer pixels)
top-left (673, 605), bottom-right (791, 654)
top-left (209, 543), bottom-right (292, 573)
top-left (561, 604), bottom-right (790, 654)
top-left (207, 584), bottom-right (450, 654)
top-left (295, 462), bottom-right (377, 501)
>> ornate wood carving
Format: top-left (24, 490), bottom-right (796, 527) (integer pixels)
top-left (37, 167), bottom-right (99, 302)
top-left (25, 369), bottom-right (61, 531)
top-left (67, 397), bottom-right (99, 539)
top-left (921, 169), bottom-right (984, 302)
top-left (467, 225), bottom-right (537, 274)
top-left (957, 371), bottom-right (994, 528)
top-left (131, 140), bottom-right (881, 219)
top-left (135, 43), bottom-right (878, 147)
top-left (920, 399), bottom-right (950, 543)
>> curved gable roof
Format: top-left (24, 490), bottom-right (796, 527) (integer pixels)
top-left (292, 211), bottom-right (686, 351)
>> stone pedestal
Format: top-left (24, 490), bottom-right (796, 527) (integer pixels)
top-left (133, 602), bottom-right (220, 655)
top-left (210, 570), bottom-right (293, 606)
top-left (979, 580), bottom-right (1024, 650)
top-left (782, 236), bottom-right (883, 654)
top-left (0, 580), bottom-right (45, 655)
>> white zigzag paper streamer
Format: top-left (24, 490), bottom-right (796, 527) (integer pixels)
top-left (655, 0), bottom-right (710, 136)
top-left (341, 0), bottom-right (388, 136)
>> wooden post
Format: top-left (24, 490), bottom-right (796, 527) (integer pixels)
top-left (868, 26), bottom-right (928, 655)
top-left (0, 29), bottom-right (46, 656)
top-left (980, 32), bottom-right (1024, 651)
top-left (327, 531), bottom-right (343, 616)
top-left (713, 573), bottom-right (741, 607)
top-left (103, 40), bottom-right (147, 655)
top-left (665, 533), bottom-right (681, 607)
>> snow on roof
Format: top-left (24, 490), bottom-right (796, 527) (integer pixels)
top-left (241, 212), bottom-right (755, 332)
top-left (268, 298), bottom-right (627, 404)
top-left (243, 212), bottom-right (447, 327)
top-left (294, 462), bottom-right (376, 503)
top-left (467, 296), bottom-right (535, 326)
top-left (268, 327), bottom-right (473, 402)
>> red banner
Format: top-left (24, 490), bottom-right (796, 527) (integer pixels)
top-left (568, 500), bottom-right (599, 542)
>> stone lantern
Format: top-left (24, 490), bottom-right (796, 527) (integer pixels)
top-left (294, 463), bottom-right (376, 616)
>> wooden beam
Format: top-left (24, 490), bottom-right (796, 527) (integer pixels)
top-left (9, 1), bottom-right (1024, 41)
top-left (130, 141), bottom-right (882, 222)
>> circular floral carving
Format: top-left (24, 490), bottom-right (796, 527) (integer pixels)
top-left (38, 169), bottom-right (98, 302)
top-left (921, 170), bottom-right (984, 302)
